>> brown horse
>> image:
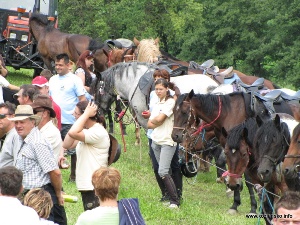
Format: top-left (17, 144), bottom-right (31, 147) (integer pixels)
top-left (133, 37), bottom-right (277, 89)
top-left (221, 116), bottom-right (289, 221)
top-left (282, 122), bottom-right (300, 191)
top-left (29, 13), bottom-right (106, 73)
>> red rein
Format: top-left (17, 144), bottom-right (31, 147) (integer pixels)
top-left (192, 95), bottom-right (222, 136)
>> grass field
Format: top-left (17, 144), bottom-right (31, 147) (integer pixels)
top-left (7, 67), bottom-right (266, 225)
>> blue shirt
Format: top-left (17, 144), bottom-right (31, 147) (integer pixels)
top-left (49, 73), bottom-right (85, 124)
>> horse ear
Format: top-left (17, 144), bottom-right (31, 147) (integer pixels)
top-left (274, 114), bottom-right (281, 130)
top-left (154, 37), bottom-right (160, 45)
top-left (221, 127), bottom-right (228, 138)
top-left (256, 115), bottom-right (263, 127)
top-left (133, 37), bottom-right (140, 46)
top-left (241, 127), bottom-right (248, 139)
top-left (188, 89), bottom-right (195, 99)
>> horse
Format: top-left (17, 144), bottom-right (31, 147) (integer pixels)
top-left (221, 115), bottom-right (292, 224)
top-left (29, 13), bottom-right (106, 73)
top-left (172, 90), bottom-right (294, 146)
top-left (283, 122), bottom-right (300, 191)
top-left (133, 37), bottom-right (277, 89)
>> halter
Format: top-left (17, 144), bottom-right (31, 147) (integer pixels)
top-left (192, 95), bottom-right (222, 136)
top-left (173, 100), bottom-right (192, 131)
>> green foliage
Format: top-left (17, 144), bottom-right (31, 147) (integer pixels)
top-left (57, 0), bottom-right (300, 88)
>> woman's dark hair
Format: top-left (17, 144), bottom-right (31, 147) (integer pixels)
top-left (76, 100), bottom-right (106, 128)
top-left (154, 78), bottom-right (174, 100)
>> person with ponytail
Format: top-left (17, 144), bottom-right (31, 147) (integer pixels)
top-left (147, 78), bottom-right (180, 209)
top-left (63, 100), bottom-right (110, 211)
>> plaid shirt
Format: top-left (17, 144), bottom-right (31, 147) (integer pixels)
top-left (15, 127), bottom-right (58, 189)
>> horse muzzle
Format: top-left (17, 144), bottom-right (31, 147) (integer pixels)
top-left (283, 165), bottom-right (299, 180)
top-left (171, 130), bottom-right (183, 143)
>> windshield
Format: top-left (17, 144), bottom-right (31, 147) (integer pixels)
top-left (0, 0), bottom-right (50, 15)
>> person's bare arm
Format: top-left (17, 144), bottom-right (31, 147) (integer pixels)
top-left (0, 60), bottom-right (8, 77)
top-left (62, 133), bottom-right (78, 149)
top-left (49, 169), bottom-right (64, 205)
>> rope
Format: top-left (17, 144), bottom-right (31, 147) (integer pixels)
top-left (182, 147), bottom-right (281, 199)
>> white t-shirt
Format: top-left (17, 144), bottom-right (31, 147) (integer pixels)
top-left (76, 123), bottom-right (110, 190)
top-left (150, 98), bottom-right (176, 146)
top-left (0, 196), bottom-right (40, 225)
top-left (40, 120), bottom-right (62, 163)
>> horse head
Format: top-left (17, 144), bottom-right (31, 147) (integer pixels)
top-left (282, 123), bottom-right (300, 190)
top-left (254, 114), bottom-right (291, 183)
top-left (222, 117), bottom-right (257, 190)
top-left (172, 92), bottom-right (193, 143)
top-left (133, 37), bottom-right (161, 63)
top-left (29, 13), bottom-right (50, 40)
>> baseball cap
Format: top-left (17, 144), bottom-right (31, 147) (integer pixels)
top-left (32, 76), bottom-right (49, 87)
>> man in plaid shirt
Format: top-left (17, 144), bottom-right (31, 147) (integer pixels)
top-left (9, 104), bottom-right (67, 225)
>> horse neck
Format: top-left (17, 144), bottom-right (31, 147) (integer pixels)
top-left (30, 21), bottom-right (46, 40)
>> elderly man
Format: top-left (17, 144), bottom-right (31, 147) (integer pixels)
top-left (32, 75), bottom-right (61, 130)
top-left (31, 94), bottom-right (64, 167)
top-left (49, 53), bottom-right (86, 182)
top-left (0, 102), bottom-right (20, 167)
top-left (9, 105), bottom-right (67, 225)
top-left (0, 166), bottom-right (39, 225)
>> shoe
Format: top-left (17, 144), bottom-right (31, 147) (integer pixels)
top-left (169, 204), bottom-right (179, 209)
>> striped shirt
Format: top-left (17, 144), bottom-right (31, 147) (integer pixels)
top-left (15, 127), bottom-right (58, 189)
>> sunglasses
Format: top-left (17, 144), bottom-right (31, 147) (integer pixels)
top-left (0, 114), bottom-right (11, 119)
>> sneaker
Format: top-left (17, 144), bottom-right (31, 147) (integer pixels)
top-left (169, 204), bottom-right (179, 209)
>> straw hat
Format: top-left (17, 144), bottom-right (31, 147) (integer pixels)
top-left (8, 105), bottom-right (40, 121)
top-left (31, 95), bottom-right (56, 118)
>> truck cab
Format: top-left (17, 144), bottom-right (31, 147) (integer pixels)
top-left (0, 0), bottom-right (58, 74)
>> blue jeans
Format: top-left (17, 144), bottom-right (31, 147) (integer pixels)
top-left (151, 142), bottom-right (177, 177)
top-left (61, 124), bottom-right (76, 155)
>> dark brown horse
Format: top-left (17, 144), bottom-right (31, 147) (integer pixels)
top-left (221, 116), bottom-right (289, 223)
top-left (282, 122), bottom-right (300, 191)
top-left (29, 13), bottom-right (106, 73)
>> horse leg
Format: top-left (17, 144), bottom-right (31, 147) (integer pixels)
top-left (244, 171), bottom-right (257, 214)
top-left (228, 189), bottom-right (241, 215)
top-left (215, 146), bottom-right (227, 183)
top-left (107, 108), bottom-right (114, 134)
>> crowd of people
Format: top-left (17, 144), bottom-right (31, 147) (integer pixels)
top-left (1, 50), bottom-right (300, 224)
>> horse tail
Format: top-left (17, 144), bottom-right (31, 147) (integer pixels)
top-left (272, 83), bottom-right (281, 89)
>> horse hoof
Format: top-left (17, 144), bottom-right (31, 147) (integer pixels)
top-left (227, 209), bottom-right (238, 215)
top-left (226, 188), bottom-right (234, 198)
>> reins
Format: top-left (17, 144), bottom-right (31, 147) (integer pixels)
top-left (192, 95), bottom-right (222, 136)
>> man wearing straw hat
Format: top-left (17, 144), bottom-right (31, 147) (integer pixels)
top-left (9, 104), bottom-right (67, 225)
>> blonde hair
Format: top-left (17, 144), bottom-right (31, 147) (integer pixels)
top-left (92, 167), bottom-right (121, 201)
top-left (24, 188), bottom-right (53, 219)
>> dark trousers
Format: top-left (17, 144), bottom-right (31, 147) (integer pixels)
top-left (42, 183), bottom-right (67, 225)
top-left (148, 139), bottom-right (183, 197)
top-left (80, 190), bottom-right (99, 211)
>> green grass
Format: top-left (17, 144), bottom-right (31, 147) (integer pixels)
top-left (9, 69), bottom-right (266, 225)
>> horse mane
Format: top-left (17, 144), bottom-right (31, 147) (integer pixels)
top-left (227, 117), bottom-right (258, 149)
top-left (137, 39), bottom-right (161, 63)
top-left (29, 13), bottom-right (49, 25)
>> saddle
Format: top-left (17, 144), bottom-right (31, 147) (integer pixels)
top-left (280, 90), bottom-right (300, 101)
top-left (235, 78), bottom-right (265, 92)
top-left (253, 89), bottom-right (282, 115)
top-left (156, 60), bottom-right (188, 77)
